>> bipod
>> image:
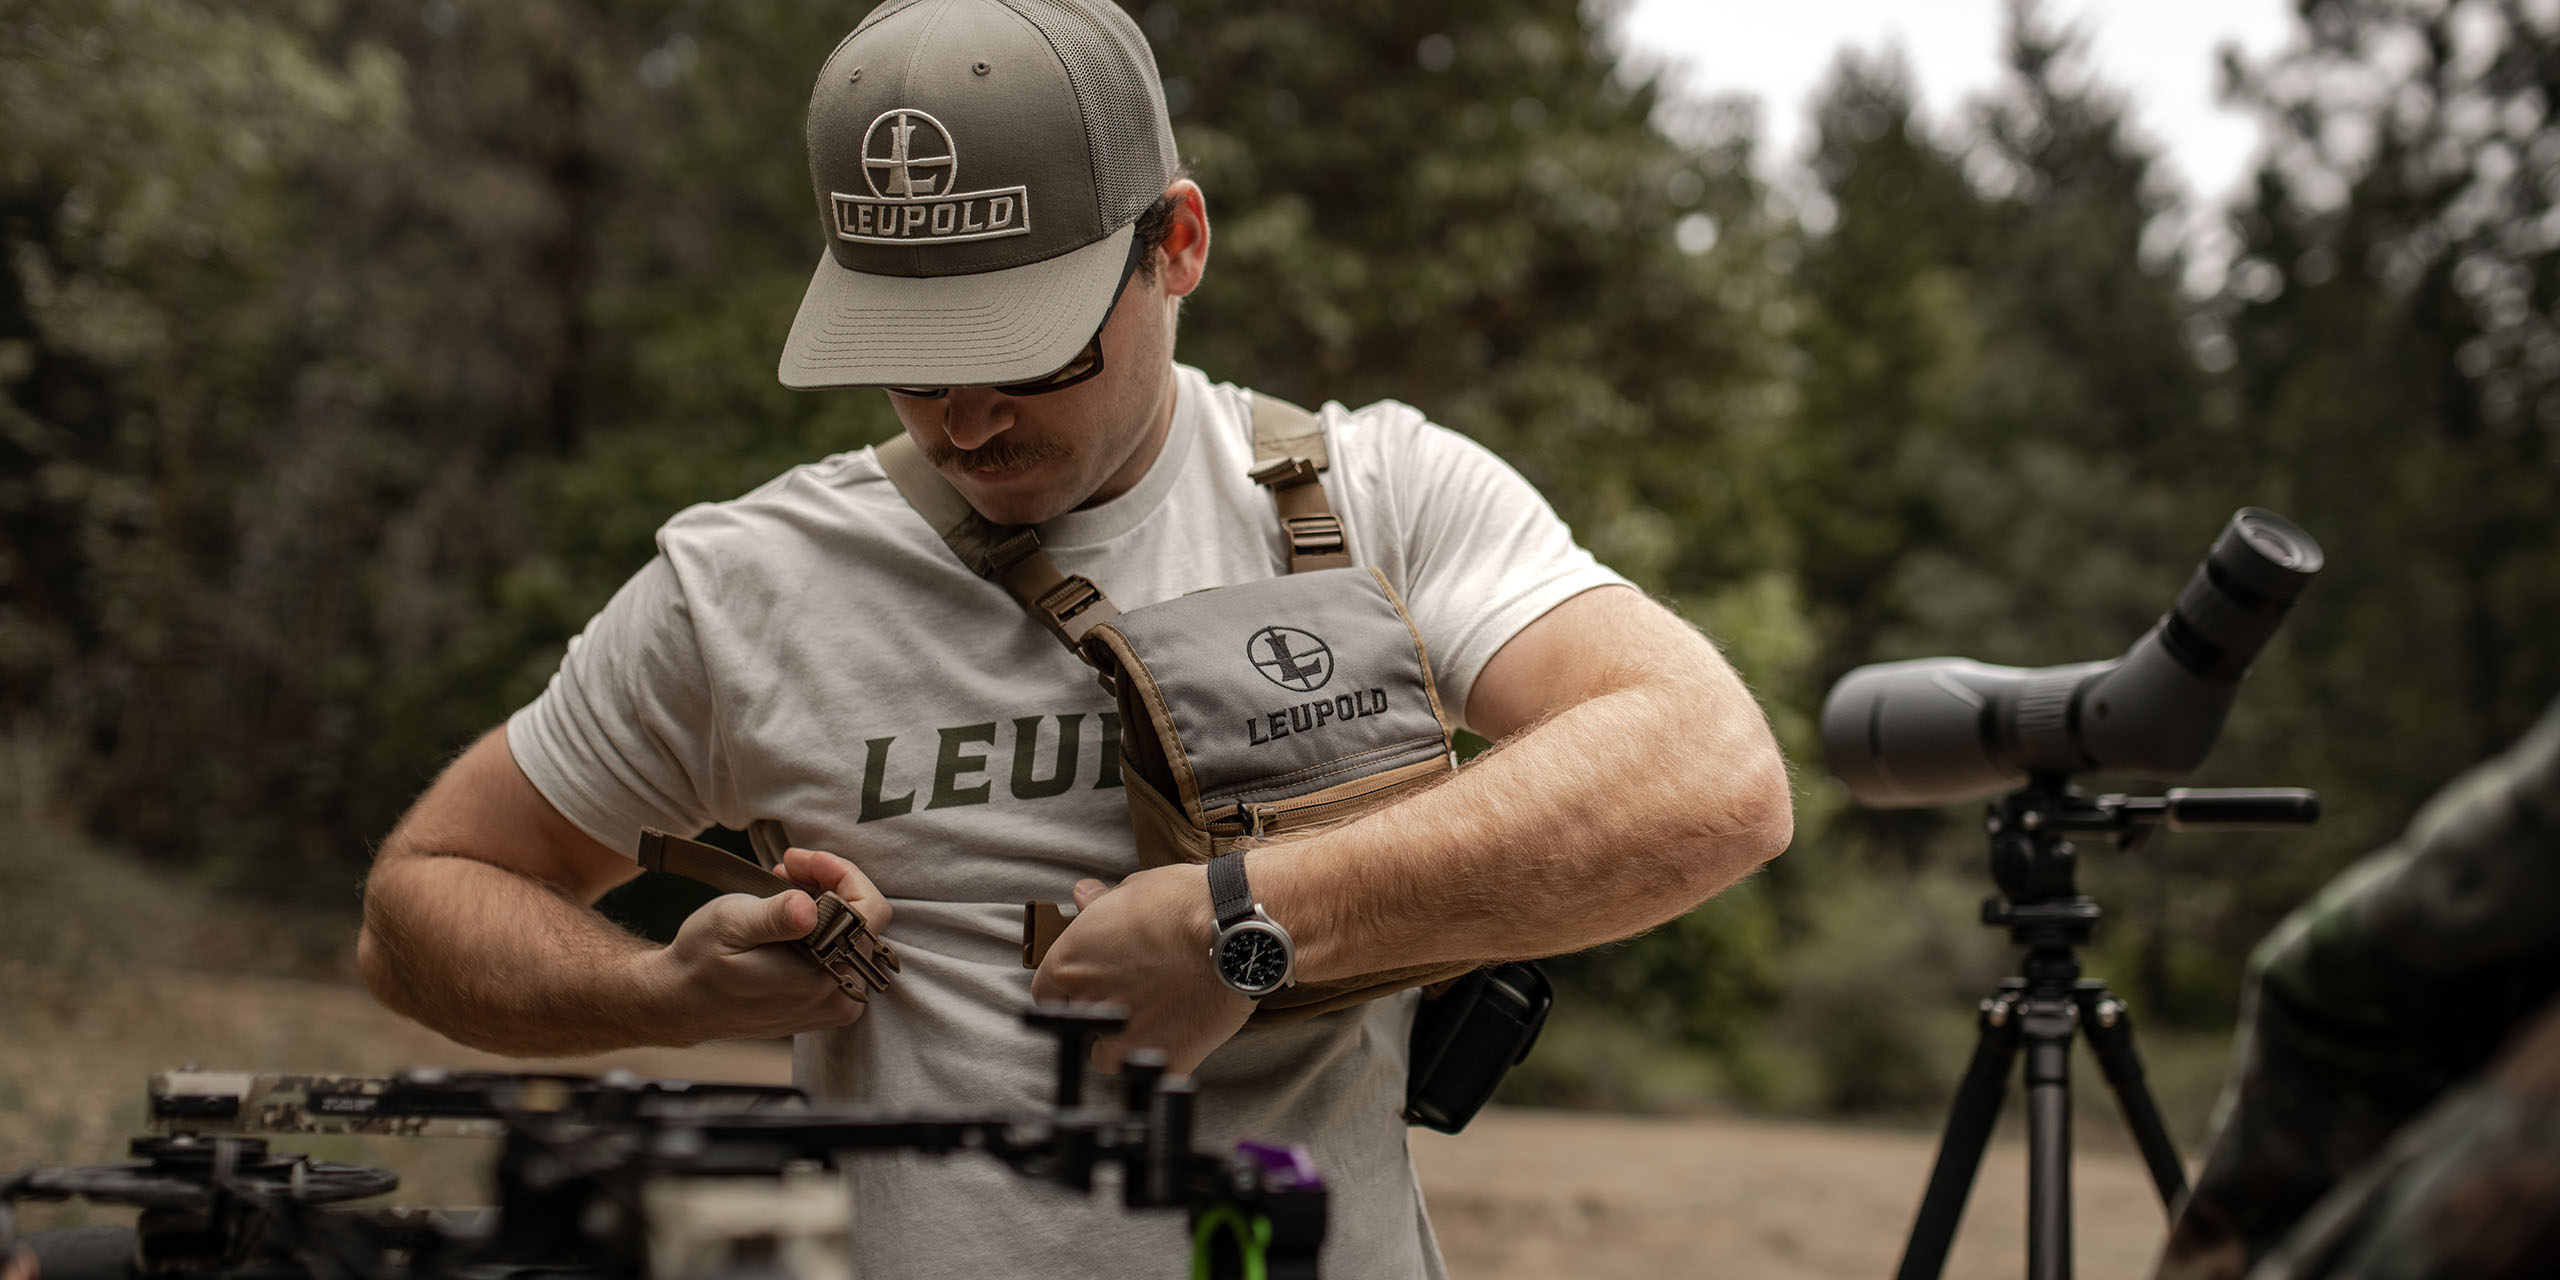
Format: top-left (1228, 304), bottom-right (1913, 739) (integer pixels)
top-left (1893, 777), bottom-right (2317, 1280)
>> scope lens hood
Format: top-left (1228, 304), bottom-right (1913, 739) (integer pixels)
top-left (2216, 509), bottom-right (2324, 602)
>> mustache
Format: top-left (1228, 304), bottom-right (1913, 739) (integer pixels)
top-left (923, 434), bottom-right (1069, 473)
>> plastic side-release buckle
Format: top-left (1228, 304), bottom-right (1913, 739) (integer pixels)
top-left (804, 891), bottom-right (900, 1001)
top-left (1283, 513), bottom-right (1347, 560)
top-left (1035, 575), bottom-right (1120, 648)
top-left (1021, 901), bottom-right (1074, 967)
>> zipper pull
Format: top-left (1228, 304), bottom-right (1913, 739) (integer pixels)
top-left (1243, 802), bottom-right (1271, 837)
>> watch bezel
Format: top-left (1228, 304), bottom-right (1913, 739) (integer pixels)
top-left (1211, 911), bottom-right (1296, 998)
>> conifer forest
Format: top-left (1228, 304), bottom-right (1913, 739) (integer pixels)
top-left (4, 0), bottom-right (2555, 1116)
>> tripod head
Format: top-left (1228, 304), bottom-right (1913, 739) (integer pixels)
top-left (1978, 777), bottom-right (2320, 954)
top-left (1884, 776), bottom-right (2321, 1280)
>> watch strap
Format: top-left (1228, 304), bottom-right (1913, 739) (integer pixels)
top-left (1208, 850), bottom-right (1254, 928)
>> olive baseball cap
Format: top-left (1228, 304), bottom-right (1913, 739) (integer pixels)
top-left (777, 0), bottom-right (1178, 391)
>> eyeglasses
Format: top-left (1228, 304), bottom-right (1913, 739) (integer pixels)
top-left (886, 328), bottom-right (1105, 400)
top-left (884, 235), bottom-right (1147, 401)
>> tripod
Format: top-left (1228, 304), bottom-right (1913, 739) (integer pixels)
top-left (1894, 778), bottom-right (2317, 1280)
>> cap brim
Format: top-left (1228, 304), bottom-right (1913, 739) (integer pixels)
top-left (777, 225), bottom-right (1135, 391)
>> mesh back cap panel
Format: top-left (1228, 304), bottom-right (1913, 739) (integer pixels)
top-left (1006, 0), bottom-right (1177, 227)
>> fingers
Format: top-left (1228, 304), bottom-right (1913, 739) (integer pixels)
top-left (1072, 877), bottom-right (1110, 910)
top-left (1091, 1033), bottom-right (1128, 1075)
top-left (711, 889), bottom-right (813, 949)
top-left (780, 847), bottom-right (893, 931)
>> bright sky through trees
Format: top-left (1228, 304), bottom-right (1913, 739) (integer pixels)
top-left (1612, 0), bottom-right (2293, 201)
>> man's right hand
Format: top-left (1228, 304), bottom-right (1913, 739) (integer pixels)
top-left (648, 845), bottom-right (893, 1041)
top-left (364, 727), bottom-right (905, 1057)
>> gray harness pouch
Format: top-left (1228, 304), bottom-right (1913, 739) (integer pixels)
top-left (875, 399), bottom-right (1510, 1030)
top-left (1080, 566), bottom-right (1473, 1024)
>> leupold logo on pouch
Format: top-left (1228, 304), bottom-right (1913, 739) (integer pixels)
top-left (1248, 627), bottom-right (1334, 693)
top-left (831, 108), bottom-right (1031, 246)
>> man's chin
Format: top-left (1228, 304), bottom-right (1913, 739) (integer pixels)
top-left (949, 467), bottom-right (1079, 526)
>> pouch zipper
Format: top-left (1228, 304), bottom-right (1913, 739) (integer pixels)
top-left (1217, 785), bottom-right (1405, 839)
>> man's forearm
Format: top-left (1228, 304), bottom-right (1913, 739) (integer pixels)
top-left (1255, 615), bottom-right (1792, 983)
top-left (359, 852), bottom-right (675, 1057)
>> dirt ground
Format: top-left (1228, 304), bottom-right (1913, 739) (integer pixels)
top-left (1, 968), bottom-right (2175, 1279)
top-left (1411, 1107), bottom-right (2170, 1280)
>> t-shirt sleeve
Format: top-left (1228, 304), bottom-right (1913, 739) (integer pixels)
top-left (506, 554), bottom-right (729, 856)
top-left (1339, 408), bottom-right (1633, 733)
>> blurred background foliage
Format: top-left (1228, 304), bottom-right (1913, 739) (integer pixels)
top-left (3, 0), bottom-right (2555, 1122)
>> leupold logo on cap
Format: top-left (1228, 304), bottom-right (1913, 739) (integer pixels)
top-left (831, 108), bottom-right (1032, 246)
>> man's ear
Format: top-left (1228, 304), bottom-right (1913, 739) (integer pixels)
top-left (1156, 179), bottom-right (1209, 298)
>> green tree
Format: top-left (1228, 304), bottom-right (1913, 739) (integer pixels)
top-left (0, 0), bottom-right (406, 879)
top-left (2207, 0), bottom-right (2560, 936)
top-left (1141, 0), bottom-right (1812, 1068)
top-left (1769, 3), bottom-right (2247, 1109)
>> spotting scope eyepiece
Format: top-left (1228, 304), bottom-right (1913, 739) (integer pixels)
top-left (1820, 508), bottom-right (2322, 809)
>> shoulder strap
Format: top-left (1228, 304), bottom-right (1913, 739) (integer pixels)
top-left (874, 434), bottom-right (1120, 657)
top-left (1245, 392), bottom-right (1352, 573)
top-left (872, 391), bottom-right (1346, 650)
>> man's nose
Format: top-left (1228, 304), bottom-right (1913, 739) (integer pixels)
top-left (937, 389), bottom-right (1015, 452)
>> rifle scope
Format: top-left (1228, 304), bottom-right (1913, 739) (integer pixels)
top-left (1821, 508), bottom-right (2322, 809)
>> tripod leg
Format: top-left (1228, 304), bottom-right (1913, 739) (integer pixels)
top-left (1896, 987), bottom-right (2025, 1280)
top-left (2022, 999), bottom-right (2075, 1280)
top-left (2073, 982), bottom-right (2188, 1212)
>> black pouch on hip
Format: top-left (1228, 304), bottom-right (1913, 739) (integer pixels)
top-left (1404, 960), bottom-right (1553, 1133)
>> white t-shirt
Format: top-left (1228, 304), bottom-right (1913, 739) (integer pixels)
top-left (509, 364), bottom-right (1628, 1279)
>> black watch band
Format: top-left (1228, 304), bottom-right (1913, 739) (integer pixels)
top-left (1208, 850), bottom-right (1254, 928)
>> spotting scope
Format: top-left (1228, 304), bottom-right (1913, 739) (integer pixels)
top-left (1821, 508), bottom-right (2322, 809)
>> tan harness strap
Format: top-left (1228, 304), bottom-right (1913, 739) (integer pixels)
top-left (873, 391), bottom-right (1348, 645)
top-left (875, 433), bottom-right (1121, 654)
top-left (637, 827), bottom-right (901, 1000)
top-left (1246, 392), bottom-right (1351, 573)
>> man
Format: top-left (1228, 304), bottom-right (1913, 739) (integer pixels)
top-left (357, 1), bottom-right (1791, 1276)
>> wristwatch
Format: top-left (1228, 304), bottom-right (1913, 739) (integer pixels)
top-left (1206, 850), bottom-right (1295, 998)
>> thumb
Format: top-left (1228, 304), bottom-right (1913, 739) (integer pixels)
top-left (1071, 878), bottom-right (1111, 911)
top-left (719, 890), bottom-right (814, 949)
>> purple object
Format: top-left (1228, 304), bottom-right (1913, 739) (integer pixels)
top-left (1233, 1140), bottom-right (1324, 1191)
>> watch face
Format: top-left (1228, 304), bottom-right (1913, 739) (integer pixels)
top-left (1217, 926), bottom-right (1291, 995)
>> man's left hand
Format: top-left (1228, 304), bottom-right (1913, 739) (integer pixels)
top-left (1028, 862), bottom-right (1252, 1075)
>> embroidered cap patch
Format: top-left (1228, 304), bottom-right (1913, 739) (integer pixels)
top-left (831, 108), bottom-right (1032, 245)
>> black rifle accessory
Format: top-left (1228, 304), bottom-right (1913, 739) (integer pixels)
top-left (6, 1003), bottom-right (1327, 1280)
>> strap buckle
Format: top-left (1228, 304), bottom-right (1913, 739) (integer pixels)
top-left (1033, 574), bottom-right (1119, 648)
top-left (806, 892), bottom-right (899, 1001)
top-left (1249, 456), bottom-right (1323, 489)
top-left (1283, 513), bottom-right (1346, 560)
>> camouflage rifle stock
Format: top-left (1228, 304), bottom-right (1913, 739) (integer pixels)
top-left (148, 1069), bottom-right (807, 1137)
